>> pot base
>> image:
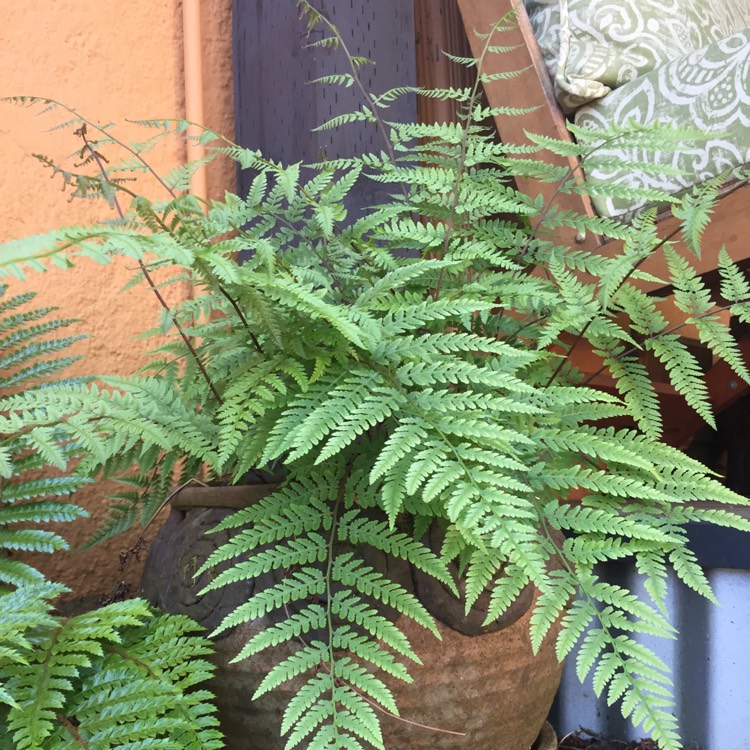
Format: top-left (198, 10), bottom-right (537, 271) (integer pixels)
top-left (210, 595), bottom-right (562, 750)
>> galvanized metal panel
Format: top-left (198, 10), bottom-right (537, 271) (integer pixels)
top-left (552, 564), bottom-right (750, 749)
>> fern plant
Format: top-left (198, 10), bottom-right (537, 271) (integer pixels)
top-left (0, 287), bottom-right (223, 749)
top-left (2, 4), bottom-right (750, 748)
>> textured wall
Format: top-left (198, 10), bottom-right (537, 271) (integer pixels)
top-left (0, 0), bottom-right (233, 604)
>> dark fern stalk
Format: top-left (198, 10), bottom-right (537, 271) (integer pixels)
top-left (74, 122), bottom-right (223, 406)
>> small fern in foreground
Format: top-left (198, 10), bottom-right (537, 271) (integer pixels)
top-left (1, 5), bottom-right (750, 748)
top-left (0, 603), bottom-right (222, 750)
top-left (0, 288), bottom-right (222, 749)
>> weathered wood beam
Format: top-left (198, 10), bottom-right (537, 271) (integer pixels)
top-left (455, 1), bottom-right (749, 291)
top-left (599, 185), bottom-right (750, 295)
top-left (455, 0), bottom-right (600, 251)
top-left (413, 0), bottom-right (474, 125)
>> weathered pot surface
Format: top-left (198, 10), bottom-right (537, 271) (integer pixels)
top-left (141, 484), bottom-right (563, 750)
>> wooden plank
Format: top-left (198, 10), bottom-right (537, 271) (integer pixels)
top-left (599, 184), bottom-right (750, 294)
top-left (172, 484), bottom-right (277, 510)
top-left (456, 0), bottom-right (600, 251)
top-left (413, 0), bottom-right (474, 125)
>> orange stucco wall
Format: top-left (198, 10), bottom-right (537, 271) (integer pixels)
top-left (0, 0), bottom-right (234, 603)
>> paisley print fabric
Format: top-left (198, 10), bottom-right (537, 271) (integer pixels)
top-left (524, 0), bottom-right (743, 111)
top-left (574, 30), bottom-right (750, 218)
top-left (520, 0), bottom-right (750, 217)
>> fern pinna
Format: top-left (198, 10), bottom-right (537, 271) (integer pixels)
top-left (0, 288), bottom-right (222, 749)
top-left (2, 5), bottom-right (750, 747)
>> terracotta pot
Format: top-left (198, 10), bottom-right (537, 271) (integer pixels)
top-left (141, 484), bottom-right (563, 750)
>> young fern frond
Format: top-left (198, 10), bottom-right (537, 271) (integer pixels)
top-left (2, 605), bottom-right (223, 750)
top-left (0, 289), bottom-right (91, 591)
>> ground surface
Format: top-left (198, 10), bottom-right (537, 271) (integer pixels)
top-left (558, 729), bottom-right (700, 750)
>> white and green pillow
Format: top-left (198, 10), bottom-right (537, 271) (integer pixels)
top-left (575, 30), bottom-right (750, 218)
top-left (524, 0), bottom-right (745, 111)
top-left (522, 1), bottom-right (750, 217)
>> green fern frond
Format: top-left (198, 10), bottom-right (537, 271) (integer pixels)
top-left (254, 641), bottom-right (329, 699)
top-left (208, 534), bottom-right (328, 590)
top-left (211, 569), bottom-right (327, 636)
top-left (331, 592), bottom-right (415, 657)
top-left (671, 173), bottom-right (725, 258)
top-left (335, 657), bottom-right (398, 713)
top-left (331, 553), bottom-right (436, 633)
top-left (314, 109), bottom-right (376, 132)
top-left (597, 348), bottom-right (662, 437)
top-left (234, 606), bottom-right (327, 663)
top-left (530, 570), bottom-right (577, 652)
top-left (7, 609), bottom-right (224, 750)
top-left (338, 513), bottom-right (455, 594)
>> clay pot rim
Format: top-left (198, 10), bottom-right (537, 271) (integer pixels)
top-left (170, 482), bottom-right (281, 510)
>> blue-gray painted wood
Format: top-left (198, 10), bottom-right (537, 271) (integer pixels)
top-left (232, 0), bottom-right (416, 217)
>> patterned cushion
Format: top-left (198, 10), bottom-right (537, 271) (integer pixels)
top-left (524, 0), bottom-right (740, 111)
top-left (712, 0), bottom-right (750, 35)
top-left (574, 30), bottom-right (750, 218)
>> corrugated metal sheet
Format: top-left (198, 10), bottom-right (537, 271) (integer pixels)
top-left (552, 564), bottom-right (750, 749)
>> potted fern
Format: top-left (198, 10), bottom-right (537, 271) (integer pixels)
top-left (3, 7), bottom-right (750, 749)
